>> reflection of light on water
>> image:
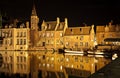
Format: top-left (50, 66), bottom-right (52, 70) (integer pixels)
top-left (51, 57), bottom-right (54, 61)
top-left (60, 65), bottom-right (62, 70)
top-left (43, 63), bottom-right (45, 67)
top-left (71, 65), bottom-right (73, 68)
top-left (47, 64), bottom-right (50, 68)
top-left (112, 53), bottom-right (118, 60)
top-left (66, 58), bottom-right (69, 62)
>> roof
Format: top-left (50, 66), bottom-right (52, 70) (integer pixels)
top-left (104, 38), bottom-right (120, 42)
top-left (96, 26), bottom-right (105, 32)
top-left (45, 21), bottom-right (57, 31)
top-left (31, 4), bottom-right (37, 16)
top-left (56, 22), bottom-right (65, 31)
top-left (64, 27), bottom-right (91, 36)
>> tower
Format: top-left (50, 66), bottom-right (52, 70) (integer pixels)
top-left (30, 3), bottom-right (39, 47)
top-left (31, 4), bottom-right (39, 30)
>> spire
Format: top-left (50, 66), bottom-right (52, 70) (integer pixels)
top-left (31, 3), bottom-right (37, 16)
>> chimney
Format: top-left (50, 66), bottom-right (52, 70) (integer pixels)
top-left (57, 17), bottom-right (60, 24)
top-left (26, 21), bottom-right (29, 28)
top-left (65, 18), bottom-right (68, 25)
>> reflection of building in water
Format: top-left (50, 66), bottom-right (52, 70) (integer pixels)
top-left (33, 51), bottom-right (111, 78)
top-left (0, 51), bottom-right (111, 78)
top-left (0, 51), bottom-right (30, 77)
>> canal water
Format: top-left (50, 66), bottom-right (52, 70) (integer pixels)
top-left (0, 51), bottom-right (112, 78)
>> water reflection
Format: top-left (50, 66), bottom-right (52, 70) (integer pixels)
top-left (0, 51), bottom-right (111, 78)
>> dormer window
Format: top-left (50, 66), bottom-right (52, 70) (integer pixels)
top-left (80, 28), bottom-right (82, 31)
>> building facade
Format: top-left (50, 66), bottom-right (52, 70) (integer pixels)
top-left (0, 23), bottom-right (30, 50)
top-left (96, 22), bottom-right (120, 50)
top-left (64, 25), bottom-right (95, 51)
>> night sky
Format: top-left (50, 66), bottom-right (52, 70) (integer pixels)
top-left (0, 0), bottom-right (120, 26)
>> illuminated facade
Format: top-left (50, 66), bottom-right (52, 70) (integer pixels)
top-left (37, 17), bottom-right (68, 50)
top-left (96, 22), bottom-right (120, 50)
top-left (0, 23), bottom-right (30, 50)
top-left (64, 25), bottom-right (95, 50)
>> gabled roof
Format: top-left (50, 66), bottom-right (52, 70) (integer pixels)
top-left (45, 21), bottom-right (57, 31)
top-left (96, 26), bottom-right (105, 32)
top-left (109, 25), bottom-right (116, 32)
top-left (64, 26), bottom-right (91, 36)
top-left (56, 22), bottom-right (65, 31)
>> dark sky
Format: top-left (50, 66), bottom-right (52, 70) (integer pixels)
top-left (0, 0), bottom-right (120, 26)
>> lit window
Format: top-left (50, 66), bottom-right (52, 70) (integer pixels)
top-left (10, 39), bottom-right (12, 45)
top-left (24, 32), bottom-right (26, 37)
top-left (60, 33), bottom-right (63, 37)
top-left (85, 42), bottom-right (88, 47)
top-left (20, 39), bottom-right (22, 45)
top-left (17, 39), bottom-right (19, 45)
top-left (24, 64), bottom-right (26, 70)
top-left (80, 36), bottom-right (83, 40)
top-left (66, 42), bottom-right (69, 46)
top-left (24, 57), bottom-right (26, 62)
top-left (42, 33), bottom-right (45, 37)
top-left (4, 40), bottom-right (7, 45)
top-left (10, 56), bottom-right (12, 62)
top-left (66, 58), bottom-right (69, 62)
top-left (75, 56), bottom-right (78, 62)
top-left (17, 32), bottom-right (19, 37)
top-left (51, 33), bottom-right (54, 37)
top-left (17, 56), bottom-right (19, 62)
top-left (20, 32), bottom-right (23, 37)
top-left (46, 33), bottom-right (50, 37)
top-left (24, 39), bottom-right (26, 45)
top-left (80, 42), bottom-right (83, 46)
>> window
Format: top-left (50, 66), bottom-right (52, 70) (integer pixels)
top-left (42, 33), bottom-right (45, 37)
top-left (75, 56), bottom-right (78, 62)
top-left (24, 32), bottom-right (26, 37)
top-left (60, 33), bottom-right (63, 37)
top-left (10, 56), bottom-right (12, 62)
top-left (20, 39), bottom-right (22, 45)
top-left (17, 39), bottom-right (19, 45)
top-left (20, 56), bottom-right (22, 62)
top-left (20, 32), bottom-right (22, 37)
top-left (85, 42), bottom-right (88, 47)
top-left (17, 56), bottom-right (19, 62)
top-left (51, 33), bottom-right (54, 37)
top-left (24, 39), bottom-right (26, 45)
top-left (17, 32), bottom-right (19, 37)
top-left (80, 42), bottom-right (83, 46)
top-left (24, 57), bottom-right (26, 62)
top-left (66, 42), bottom-right (69, 46)
top-left (80, 28), bottom-right (82, 31)
top-left (10, 39), bottom-right (12, 45)
top-left (9, 30), bottom-right (12, 37)
top-left (5, 40), bottom-right (7, 45)
top-left (80, 36), bottom-right (83, 40)
top-left (46, 33), bottom-right (50, 37)
top-left (24, 64), bottom-right (26, 70)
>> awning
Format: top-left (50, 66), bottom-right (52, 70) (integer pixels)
top-left (104, 38), bottom-right (120, 42)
